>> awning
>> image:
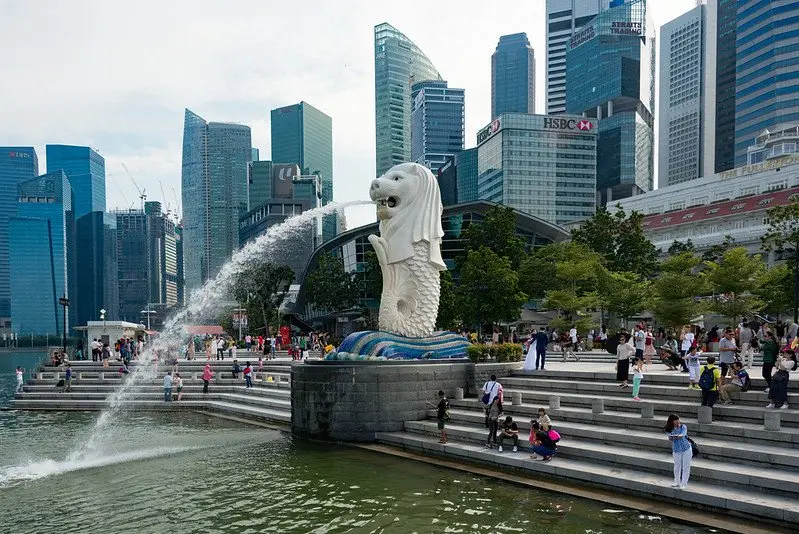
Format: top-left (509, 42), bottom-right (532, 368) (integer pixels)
top-left (183, 325), bottom-right (224, 335)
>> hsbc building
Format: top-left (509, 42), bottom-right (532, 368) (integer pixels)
top-left (476, 112), bottom-right (598, 226)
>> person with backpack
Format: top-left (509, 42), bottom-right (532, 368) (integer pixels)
top-left (699, 356), bottom-right (722, 407)
top-left (761, 331), bottom-right (779, 393)
top-left (664, 414), bottom-right (692, 489)
top-left (484, 397), bottom-right (502, 449)
top-left (766, 349), bottom-right (797, 410)
top-left (720, 361), bottom-right (750, 405)
top-left (481, 374), bottom-right (500, 405)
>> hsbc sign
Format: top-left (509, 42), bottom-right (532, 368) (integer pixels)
top-left (477, 118), bottom-right (501, 144)
top-left (543, 118), bottom-right (595, 132)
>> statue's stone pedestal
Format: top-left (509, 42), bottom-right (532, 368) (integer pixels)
top-left (291, 359), bottom-right (472, 441)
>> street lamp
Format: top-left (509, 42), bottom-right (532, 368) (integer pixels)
top-left (233, 307), bottom-right (247, 341)
top-left (58, 295), bottom-right (70, 354)
top-left (140, 307), bottom-right (156, 330)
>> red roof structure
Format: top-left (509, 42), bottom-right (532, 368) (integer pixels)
top-left (183, 325), bottom-right (224, 335)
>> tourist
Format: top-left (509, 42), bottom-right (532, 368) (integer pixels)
top-left (632, 357), bottom-right (644, 401)
top-left (119, 362), bottom-right (130, 375)
top-left (644, 326), bottom-right (656, 368)
top-left (426, 390), bottom-right (449, 444)
top-left (484, 397), bottom-right (502, 449)
top-left (699, 356), bottom-right (721, 407)
top-left (187, 339), bottom-right (195, 361)
top-left (685, 346), bottom-right (701, 389)
top-left (587, 329), bottom-right (594, 351)
top-left (15, 366), bottom-right (24, 394)
top-left (229, 339), bottom-right (236, 360)
top-left (766, 349), bottom-right (797, 409)
top-left (90, 338), bottom-right (99, 362)
top-left (101, 343), bottom-right (111, 368)
top-left (720, 361), bottom-right (750, 405)
top-left (216, 336), bottom-right (225, 360)
top-left (232, 360), bottom-right (241, 379)
top-left (529, 421), bottom-right (557, 461)
top-left (761, 331), bottom-right (779, 393)
top-left (788, 320), bottom-right (799, 347)
top-left (174, 373), bottom-right (184, 401)
top-left (482, 374), bottom-right (500, 405)
top-left (680, 326), bottom-right (694, 372)
top-left (718, 328), bottom-right (738, 380)
top-left (497, 415), bottom-right (519, 452)
top-left (534, 328), bottom-right (549, 370)
top-left (163, 372), bottom-right (173, 402)
top-left (739, 322), bottom-right (755, 369)
top-left (63, 364), bottom-right (72, 393)
top-left (664, 414), bottom-right (692, 489)
top-left (245, 334), bottom-right (252, 353)
top-left (243, 362), bottom-right (253, 388)
top-left (258, 356), bottom-right (263, 372)
top-left (205, 339), bottom-right (212, 361)
top-left (536, 408), bottom-right (552, 431)
top-left (615, 334), bottom-right (635, 389)
top-left (633, 324), bottom-right (646, 363)
top-left (660, 334), bottom-right (681, 370)
top-left (598, 326), bottom-right (608, 351)
top-left (202, 363), bottom-right (213, 394)
top-left (776, 320), bottom-right (786, 345)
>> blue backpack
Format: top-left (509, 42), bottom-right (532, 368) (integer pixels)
top-left (698, 365), bottom-right (716, 391)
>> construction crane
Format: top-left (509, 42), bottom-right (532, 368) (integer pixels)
top-left (121, 162), bottom-right (146, 210)
top-left (172, 186), bottom-right (182, 222)
top-left (106, 172), bottom-right (131, 208)
top-left (158, 180), bottom-right (171, 219)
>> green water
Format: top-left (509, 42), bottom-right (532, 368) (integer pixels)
top-left (1, 354), bottom-right (720, 533)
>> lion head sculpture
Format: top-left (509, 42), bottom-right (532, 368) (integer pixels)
top-left (369, 162), bottom-right (445, 270)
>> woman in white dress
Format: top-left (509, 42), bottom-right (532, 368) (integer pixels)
top-left (522, 332), bottom-right (538, 371)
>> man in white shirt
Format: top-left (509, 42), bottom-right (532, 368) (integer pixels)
top-left (738, 323), bottom-right (754, 369)
top-left (633, 325), bottom-right (646, 361)
top-left (482, 374), bottom-right (500, 405)
top-left (718, 328), bottom-right (738, 382)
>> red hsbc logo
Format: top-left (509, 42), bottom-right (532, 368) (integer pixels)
top-left (491, 119), bottom-right (500, 133)
top-left (544, 117), bottom-right (595, 131)
top-left (577, 120), bottom-right (593, 131)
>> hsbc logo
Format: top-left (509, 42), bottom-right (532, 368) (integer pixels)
top-left (477, 118), bottom-right (502, 144)
top-left (543, 118), bottom-right (595, 132)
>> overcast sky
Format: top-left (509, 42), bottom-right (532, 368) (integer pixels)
top-left (1, 0), bottom-right (697, 228)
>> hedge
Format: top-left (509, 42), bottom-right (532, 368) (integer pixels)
top-left (466, 343), bottom-right (524, 363)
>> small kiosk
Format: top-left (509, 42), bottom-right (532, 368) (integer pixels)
top-left (75, 321), bottom-right (147, 346)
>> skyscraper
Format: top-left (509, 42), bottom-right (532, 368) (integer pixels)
top-left (545, 0), bottom-right (613, 114)
top-left (714, 0), bottom-right (737, 173)
top-left (181, 109), bottom-right (252, 292)
top-left (46, 144), bottom-right (106, 219)
top-left (0, 147), bottom-right (38, 322)
top-left (410, 80), bottom-right (465, 174)
top-left (9, 171), bottom-right (74, 334)
top-left (566, 0), bottom-right (655, 203)
top-left (248, 160), bottom-right (274, 209)
top-left (658, 2), bottom-right (717, 186)
top-left (75, 211), bottom-right (119, 327)
top-left (374, 22), bottom-right (442, 177)
top-left (491, 33), bottom-right (536, 118)
top-left (734, 1), bottom-right (799, 166)
top-left (270, 102), bottom-right (334, 240)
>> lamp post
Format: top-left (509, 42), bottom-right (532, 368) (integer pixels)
top-left (233, 307), bottom-right (246, 342)
top-left (140, 306), bottom-right (155, 331)
top-left (58, 295), bottom-right (70, 354)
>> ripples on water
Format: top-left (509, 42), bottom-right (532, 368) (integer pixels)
top-left (0, 410), bottom-right (720, 534)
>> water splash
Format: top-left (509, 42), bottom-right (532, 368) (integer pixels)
top-left (70, 200), bottom-right (372, 460)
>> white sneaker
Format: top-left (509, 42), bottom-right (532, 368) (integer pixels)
top-left (498, 446), bottom-right (503, 452)
top-left (513, 446), bottom-right (518, 452)
top-left (764, 388), bottom-right (770, 394)
top-left (678, 485), bottom-right (687, 490)
top-left (670, 482), bottom-right (680, 488)
top-left (766, 403), bottom-right (775, 409)
top-left (781, 403), bottom-right (789, 410)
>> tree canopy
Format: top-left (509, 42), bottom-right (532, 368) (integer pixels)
top-left (463, 206), bottom-right (527, 268)
top-left (304, 252), bottom-right (359, 312)
top-left (650, 252), bottom-right (707, 329)
top-left (230, 261), bottom-right (295, 336)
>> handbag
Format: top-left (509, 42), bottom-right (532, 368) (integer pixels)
top-left (687, 436), bottom-right (699, 458)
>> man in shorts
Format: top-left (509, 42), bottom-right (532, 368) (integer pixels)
top-left (427, 390), bottom-right (449, 443)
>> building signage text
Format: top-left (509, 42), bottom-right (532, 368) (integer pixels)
top-left (718, 155), bottom-right (799, 180)
top-left (611, 21), bottom-right (642, 35)
top-left (7, 151), bottom-right (31, 158)
top-left (543, 118), bottom-right (595, 131)
top-left (477, 119), bottom-right (501, 145)
top-left (570, 26), bottom-right (595, 48)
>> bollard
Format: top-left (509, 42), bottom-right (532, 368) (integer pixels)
top-left (53, 372), bottom-right (60, 381)
top-left (512, 391), bottom-right (523, 405)
top-left (764, 411), bottom-right (781, 431)
top-left (549, 395), bottom-right (561, 410)
top-left (640, 402), bottom-right (654, 419)
top-left (591, 398), bottom-right (604, 414)
top-left (77, 372), bottom-right (84, 380)
top-left (698, 405), bottom-right (713, 424)
top-left (193, 372), bottom-right (199, 382)
top-left (455, 387), bottom-right (464, 400)
top-left (37, 372), bottom-right (43, 380)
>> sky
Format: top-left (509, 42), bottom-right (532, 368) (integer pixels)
top-left (1, 0), bottom-right (698, 229)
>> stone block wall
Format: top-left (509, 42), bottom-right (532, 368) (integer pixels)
top-left (470, 362), bottom-right (522, 395)
top-left (291, 360), bottom-right (471, 441)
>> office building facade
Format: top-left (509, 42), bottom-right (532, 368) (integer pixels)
top-left (734, 1), bottom-right (799, 166)
top-left (565, 0), bottom-right (655, 203)
top-left (46, 144), bottom-right (106, 219)
top-left (476, 113), bottom-right (598, 225)
top-left (492, 33), bottom-right (536, 117)
top-left (410, 80), bottom-right (465, 174)
top-left (714, 0), bottom-right (737, 173)
top-left (181, 109), bottom-right (252, 292)
top-left (9, 171), bottom-right (74, 334)
top-left (456, 148), bottom-right (479, 204)
top-left (0, 147), bottom-right (38, 323)
top-left (270, 102), bottom-right (334, 241)
top-left (75, 211), bottom-right (119, 327)
top-left (374, 22), bottom-right (442, 177)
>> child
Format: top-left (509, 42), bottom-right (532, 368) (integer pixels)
top-left (15, 366), bottom-right (24, 394)
top-left (63, 364), bottom-right (73, 392)
top-left (243, 362), bottom-right (253, 388)
top-left (232, 359), bottom-right (241, 379)
top-left (685, 346), bottom-right (702, 390)
top-left (258, 356), bottom-right (263, 372)
top-left (632, 358), bottom-right (644, 401)
top-left (536, 408), bottom-right (552, 431)
top-left (426, 390), bottom-right (449, 443)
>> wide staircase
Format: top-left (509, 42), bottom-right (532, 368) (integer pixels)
top-left (377, 363), bottom-right (799, 527)
top-left (8, 357), bottom-right (300, 426)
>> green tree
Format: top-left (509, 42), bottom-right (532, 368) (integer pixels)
top-left (231, 261), bottom-right (295, 337)
top-left (541, 242), bottom-right (604, 333)
top-left (668, 239), bottom-right (695, 255)
top-left (701, 235), bottom-right (736, 263)
top-left (650, 252), bottom-right (708, 329)
top-left (517, 244), bottom-right (560, 299)
top-left (361, 250), bottom-right (383, 301)
top-left (756, 264), bottom-right (792, 318)
top-left (304, 252), bottom-right (359, 312)
top-left (762, 202), bottom-right (799, 322)
top-left (456, 247), bottom-right (527, 331)
top-left (571, 206), bottom-right (659, 278)
top-left (463, 206), bottom-right (526, 268)
top-left (436, 270), bottom-right (458, 330)
top-left (598, 270), bottom-right (652, 326)
top-left (706, 247), bottom-right (765, 323)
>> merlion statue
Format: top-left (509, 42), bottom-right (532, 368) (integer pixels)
top-left (368, 162), bottom-right (446, 338)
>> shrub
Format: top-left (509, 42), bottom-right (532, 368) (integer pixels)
top-left (467, 344), bottom-right (490, 363)
top-left (468, 343), bottom-right (523, 363)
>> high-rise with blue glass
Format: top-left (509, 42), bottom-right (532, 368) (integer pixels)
top-left (181, 109), bottom-right (252, 292)
top-left (46, 145), bottom-right (105, 218)
top-left (374, 23), bottom-right (442, 177)
top-left (9, 171), bottom-right (74, 334)
top-left (565, 0), bottom-right (655, 204)
top-left (270, 102), bottom-right (335, 241)
top-left (410, 80), bottom-right (465, 174)
top-left (491, 33), bottom-right (535, 118)
top-left (75, 211), bottom-right (119, 326)
top-left (734, 1), bottom-right (799, 166)
top-left (0, 147), bottom-right (38, 325)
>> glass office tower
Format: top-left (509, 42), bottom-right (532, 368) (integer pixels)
top-left (410, 80), bottom-right (465, 174)
top-left (492, 33), bottom-right (536, 118)
top-left (734, 1), bottom-right (799, 166)
top-left (565, 0), bottom-right (655, 204)
top-left (181, 109), bottom-right (251, 292)
top-left (9, 171), bottom-right (74, 334)
top-left (75, 211), bottom-right (119, 326)
top-left (0, 147), bottom-right (38, 321)
top-left (714, 0), bottom-right (737, 173)
top-left (374, 22), bottom-right (442, 177)
top-left (456, 148), bottom-right (479, 204)
top-left (46, 144), bottom-right (105, 219)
